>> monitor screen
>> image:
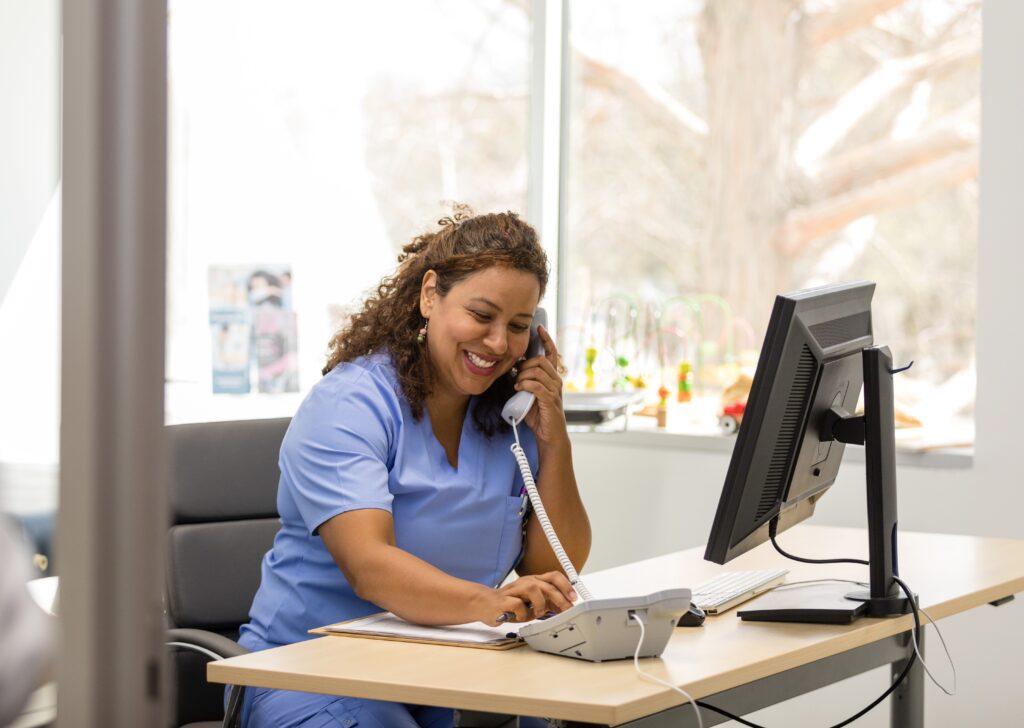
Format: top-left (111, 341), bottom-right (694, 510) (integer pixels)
top-left (705, 281), bottom-right (875, 565)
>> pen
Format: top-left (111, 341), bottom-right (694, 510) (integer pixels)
top-left (495, 611), bottom-right (516, 624)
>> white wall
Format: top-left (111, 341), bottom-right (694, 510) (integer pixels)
top-left (570, 3), bottom-right (1024, 722)
top-left (572, 439), bottom-right (968, 572)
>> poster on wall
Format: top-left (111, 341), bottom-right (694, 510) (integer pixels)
top-left (208, 265), bottom-right (299, 394)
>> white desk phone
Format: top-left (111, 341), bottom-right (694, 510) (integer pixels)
top-left (500, 308), bottom-right (690, 662)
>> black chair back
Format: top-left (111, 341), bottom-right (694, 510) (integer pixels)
top-left (166, 418), bottom-right (289, 727)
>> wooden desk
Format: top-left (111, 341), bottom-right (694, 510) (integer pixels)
top-left (208, 526), bottom-right (1024, 726)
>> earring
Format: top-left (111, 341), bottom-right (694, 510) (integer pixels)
top-left (509, 356), bottom-right (525, 378)
top-left (416, 320), bottom-right (428, 344)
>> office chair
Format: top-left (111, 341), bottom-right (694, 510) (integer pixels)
top-left (165, 418), bottom-right (289, 728)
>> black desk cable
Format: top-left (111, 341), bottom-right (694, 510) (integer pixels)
top-left (689, 535), bottom-right (923, 728)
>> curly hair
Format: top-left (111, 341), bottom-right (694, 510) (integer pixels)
top-left (324, 207), bottom-right (549, 435)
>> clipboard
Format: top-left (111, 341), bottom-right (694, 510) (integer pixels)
top-left (311, 611), bottom-right (526, 651)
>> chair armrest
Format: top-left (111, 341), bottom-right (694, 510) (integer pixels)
top-left (166, 628), bottom-right (250, 661)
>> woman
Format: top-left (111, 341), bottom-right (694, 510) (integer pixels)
top-left (237, 209), bottom-right (591, 728)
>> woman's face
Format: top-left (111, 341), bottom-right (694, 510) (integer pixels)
top-left (420, 266), bottom-right (541, 401)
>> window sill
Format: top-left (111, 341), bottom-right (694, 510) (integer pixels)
top-left (568, 418), bottom-right (974, 470)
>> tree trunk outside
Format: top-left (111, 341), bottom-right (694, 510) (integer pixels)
top-left (698, 0), bottom-right (801, 339)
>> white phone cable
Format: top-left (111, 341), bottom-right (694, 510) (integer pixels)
top-left (510, 421), bottom-right (593, 601)
top-left (630, 612), bottom-right (703, 728)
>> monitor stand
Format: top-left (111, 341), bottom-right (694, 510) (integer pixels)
top-left (738, 346), bottom-right (915, 625)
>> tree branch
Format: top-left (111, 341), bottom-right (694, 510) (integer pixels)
top-left (802, 0), bottom-right (906, 48)
top-left (777, 147), bottom-right (978, 256)
top-left (807, 100), bottom-right (978, 200)
top-left (577, 54), bottom-right (707, 163)
top-left (795, 34), bottom-right (980, 168)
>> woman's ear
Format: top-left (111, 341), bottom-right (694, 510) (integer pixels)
top-left (419, 270), bottom-right (438, 318)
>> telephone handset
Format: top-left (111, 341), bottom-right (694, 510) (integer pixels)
top-left (500, 308), bottom-right (547, 427)
top-left (499, 308), bottom-right (691, 662)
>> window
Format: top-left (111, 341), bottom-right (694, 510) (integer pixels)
top-left (166, 0), bottom-right (532, 422)
top-left (563, 0), bottom-right (979, 446)
top-left (0, 0), bottom-right (61, 519)
top-left (165, 1), bottom-right (980, 447)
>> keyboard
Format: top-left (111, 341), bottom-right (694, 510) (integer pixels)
top-left (692, 569), bottom-right (789, 615)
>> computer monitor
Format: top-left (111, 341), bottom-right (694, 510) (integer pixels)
top-left (704, 280), bottom-right (911, 623)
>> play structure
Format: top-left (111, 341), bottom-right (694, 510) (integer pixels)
top-left (561, 294), bottom-right (760, 433)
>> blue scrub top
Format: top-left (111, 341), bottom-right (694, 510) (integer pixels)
top-left (239, 352), bottom-right (539, 651)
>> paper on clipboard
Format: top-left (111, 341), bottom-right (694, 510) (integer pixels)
top-left (311, 612), bottom-right (527, 650)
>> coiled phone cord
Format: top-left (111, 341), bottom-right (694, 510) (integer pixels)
top-left (510, 422), bottom-right (593, 601)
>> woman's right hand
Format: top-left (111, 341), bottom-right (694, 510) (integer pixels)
top-left (474, 571), bottom-right (578, 626)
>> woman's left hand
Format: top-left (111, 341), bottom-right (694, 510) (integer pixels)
top-left (516, 325), bottom-right (569, 448)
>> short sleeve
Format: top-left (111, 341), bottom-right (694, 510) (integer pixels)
top-left (279, 362), bottom-right (401, 535)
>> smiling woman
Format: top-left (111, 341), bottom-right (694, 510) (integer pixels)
top-left (419, 267), bottom-right (539, 397)
top-left (237, 209), bottom-right (590, 728)
top-left (324, 208), bottom-right (550, 435)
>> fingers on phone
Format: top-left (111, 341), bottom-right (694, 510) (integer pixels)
top-left (517, 361), bottom-right (561, 399)
top-left (528, 576), bottom-right (573, 613)
top-left (501, 576), bottom-right (574, 621)
top-left (535, 572), bottom-right (576, 605)
top-left (538, 327), bottom-right (568, 371)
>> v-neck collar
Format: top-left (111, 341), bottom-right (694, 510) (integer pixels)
top-left (422, 398), bottom-right (476, 475)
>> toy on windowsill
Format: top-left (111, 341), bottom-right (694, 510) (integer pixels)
top-left (656, 385), bottom-right (670, 428)
top-left (614, 355), bottom-right (631, 390)
top-left (584, 346), bottom-right (597, 391)
top-left (719, 402), bottom-right (745, 434)
top-left (718, 372), bottom-right (752, 435)
top-left (677, 362), bottom-right (692, 403)
top-left (635, 384), bottom-right (669, 421)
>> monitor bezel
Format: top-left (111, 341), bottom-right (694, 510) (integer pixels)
top-left (704, 281), bottom-right (876, 565)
